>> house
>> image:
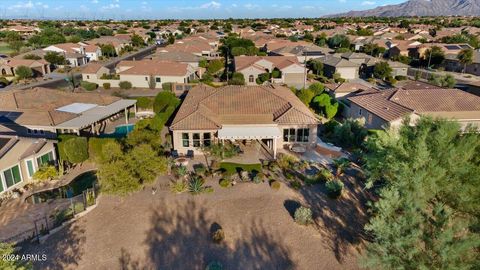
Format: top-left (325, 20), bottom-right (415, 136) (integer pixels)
top-left (234, 56), bottom-right (305, 87)
top-left (319, 55), bottom-right (360, 80)
top-left (444, 50), bottom-right (480, 76)
top-left (326, 81), bottom-right (376, 100)
top-left (151, 51), bottom-right (203, 68)
top-left (43, 43), bottom-right (101, 66)
top-left (169, 84), bottom-right (319, 159)
top-left (0, 135), bottom-right (57, 195)
top-left (86, 36), bottom-right (131, 55)
top-left (347, 84), bottom-right (480, 130)
top-left (0, 88), bottom-right (137, 137)
top-left (115, 59), bottom-right (198, 87)
top-left (0, 59), bottom-right (51, 77)
top-left (81, 63), bottom-right (111, 81)
top-left (268, 44), bottom-right (333, 62)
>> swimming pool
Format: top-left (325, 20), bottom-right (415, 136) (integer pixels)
top-left (114, 124), bottom-right (135, 136)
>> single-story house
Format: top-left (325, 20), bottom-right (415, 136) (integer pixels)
top-left (268, 44), bottom-right (333, 62)
top-left (0, 88), bottom-right (137, 138)
top-left (347, 85), bottom-right (480, 130)
top-left (0, 59), bottom-right (51, 77)
top-left (169, 84), bottom-right (320, 159)
top-left (0, 135), bottom-right (57, 195)
top-left (444, 50), bottom-right (480, 76)
top-left (234, 56), bottom-right (305, 87)
top-left (81, 63), bottom-right (111, 81)
top-left (319, 55), bottom-right (360, 80)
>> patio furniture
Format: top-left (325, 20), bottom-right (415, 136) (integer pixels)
top-left (291, 144), bottom-right (307, 153)
top-left (171, 150), bottom-right (179, 159)
top-left (186, 150), bottom-right (194, 159)
top-left (175, 158), bottom-right (189, 167)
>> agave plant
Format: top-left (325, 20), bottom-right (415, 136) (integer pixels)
top-left (188, 176), bottom-right (205, 195)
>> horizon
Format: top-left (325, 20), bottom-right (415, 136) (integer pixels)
top-left (0, 0), bottom-right (406, 20)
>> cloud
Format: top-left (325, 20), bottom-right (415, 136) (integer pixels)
top-left (301, 5), bottom-right (322, 10)
top-left (244, 3), bottom-right (259, 9)
top-left (361, 1), bottom-right (376, 4)
top-left (54, 5), bottom-right (63, 10)
top-left (102, 3), bottom-right (120, 10)
top-left (8, 1), bottom-right (34, 10)
top-left (91, 0), bottom-right (99, 3)
top-left (200, 1), bottom-right (221, 9)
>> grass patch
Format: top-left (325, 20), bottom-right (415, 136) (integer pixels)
top-left (0, 42), bottom-right (13, 55)
top-left (219, 162), bottom-right (261, 175)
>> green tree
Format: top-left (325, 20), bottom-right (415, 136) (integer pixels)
top-left (424, 46), bottom-right (445, 68)
top-left (131, 34), bottom-right (145, 47)
top-left (231, 47), bottom-right (247, 56)
top-left (61, 137), bottom-right (89, 164)
top-left (327, 34), bottom-right (351, 49)
top-left (296, 89), bottom-right (315, 106)
top-left (100, 44), bottom-right (116, 58)
top-left (373, 62), bottom-right (392, 80)
top-left (457, 48), bottom-right (474, 73)
top-left (15, 66), bottom-right (33, 81)
top-left (441, 74), bottom-right (456, 88)
top-left (0, 242), bottom-right (30, 270)
top-left (308, 82), bottom-right (325, 96)
top-left (8, 40), bottom-right (23, 53)
top-left (325, 102), bottom-right (339, 119)
top-left (207, 59), bottom-right (224, 74)
top-left (228, 72), bottom-right (245, 85)
top-left (307, 59), bottom-right (323, 76)
top-left (44, 51), bottom-right (66, 65)
top-left (126, 144), bottom-right (168, 184)
top-left (362, 118), bottom-right (480, 270)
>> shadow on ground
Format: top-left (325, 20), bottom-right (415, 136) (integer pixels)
top-left (298, 169), bottom-right (373, 262)
top-left (119, 198), bottom-right (294, 270)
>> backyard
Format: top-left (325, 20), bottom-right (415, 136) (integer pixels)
top-left (21, 166), bottom-right (371, 269)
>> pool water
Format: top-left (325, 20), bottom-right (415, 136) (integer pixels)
top-left (26, 171), bottom-right (97, 204)
top-left (114, 124), bottom-right (135, 135)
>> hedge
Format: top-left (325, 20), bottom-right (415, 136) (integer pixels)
top-left (103, 82), bottom-right (111, 89)
top-left (135, 97), bottom-right (154, 109)
top-left (80, 81), bottom-right (98, 91)
top-left (119, 81), bottom-right (132, 89)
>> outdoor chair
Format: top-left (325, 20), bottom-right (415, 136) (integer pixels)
top-left (171, 150), bottom-right (179, 159)
top-left (186, 150), bottom-right (194, 159)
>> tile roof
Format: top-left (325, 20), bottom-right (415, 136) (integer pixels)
top-left (117, 59), bottom-right (190, 76)
top-left (320, 55), bottom-right (360, 68)
top-left (234, 56), bottom-right (300, 71)
top-left (348, 87), bottom-right (480, 122)
top-left (170, 84), bottom-right (319, 130)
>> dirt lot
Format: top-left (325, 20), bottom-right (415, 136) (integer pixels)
top-left (22, 172), bottom-right (371, 270)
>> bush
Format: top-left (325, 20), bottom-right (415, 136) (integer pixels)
top-left (291, 180), bottom-right (302, 190)
top-left (80, 81), bottom-right (98, 91)
top-left (211, 228), bottom-right (225, 243)
top-left (33, 165), bottom-right (57, 181)
top-left (318, 169), bottom-right (334, 182)
top-left (193, 164), bottom-right (207, 176)
top-left (162, 82), bottom-right (172, 91)
top-left (294, 206), bottom-right (314, 225)
top-left (119, 81), bottom-right (132, 89)
top-left (228, 72), bottom-right (245, 85)
top-left (219, 178), bottom-right (232, 188)
top-left (102, 82), bottom-right (111, 89)
top-left (325, 179), bottom-right (344, 198)
top-left (136, 97), bottom-right (154, 109)
top-left (170, 180), bottom-right (187, 193)
top-left (270, 180), bottom-right (281, 190)
top-left (395, 75), bottom-right (407, 81)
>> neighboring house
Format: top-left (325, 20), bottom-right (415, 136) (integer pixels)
top-left (0, 135), bottom-right (57, 195)
top-left (0, 59), bottom-right (51, 77)
top-left (234, 56), bottom-right (305, 87)
top-left (444, 50), bottom-right (480, 76)
top-left (0, 88), bottom-right (137, 137)
top-left (43, 43), bottom-right (101, 66)
top-left (409, 43), bottom-right (473, 60)
top-left (339, 52), bottom-right (409, 78)
top-left (86, 36), bottom-right (131, 55)
top-left (114, 59), bottom-right (198, 87)
top-left (326, 81), bottom-right (377, 100)
top-left (151, 51), bottom-right (203, 68)
top-left (319, 55), bottom-right (360, 80)
top-left (159, 37), bottom-right (220, 59)
top-left (169, 84), bottom-right (319, 158)
top-left (81, 63), bottom-right (111, 81)
top-left (268, 44), bottom-right (333, 62)
top-left (347, 85), bottom-right (480, 130)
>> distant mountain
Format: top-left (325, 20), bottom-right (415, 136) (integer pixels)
top-left (328, 0), bottom-right (480, 17)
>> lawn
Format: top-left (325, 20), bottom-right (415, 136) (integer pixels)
top-left (0, 42), bottom-right (13, 55)
top-left (219, 162), bottom-right (262, 174)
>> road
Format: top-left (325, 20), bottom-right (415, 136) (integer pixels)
top-left (3, 44), bottom-right (157, 91)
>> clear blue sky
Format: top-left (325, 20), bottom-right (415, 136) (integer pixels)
top-left (0, 0), bottom-right (406, 19)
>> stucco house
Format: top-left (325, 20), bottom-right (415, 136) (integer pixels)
top-left (0, 59), bottom-right (51, 77)
top-left (169, 84), bottom-right (319, 159)
top-left (234, 56), bottom-right (305, 87)
top-left (43, 43), bottom-right (101, 66)
top-left (346, 85), bottom-right (480, 130)
top-left (320, 55), bottom-right (360, 80)
top-left (0, 135), bottom-right (57, 195)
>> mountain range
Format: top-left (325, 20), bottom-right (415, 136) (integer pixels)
top-left (329, 0), bottom-right (480, 17)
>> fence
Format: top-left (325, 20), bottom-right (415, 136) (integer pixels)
top-left (0, 187), bottom-right (98, 245)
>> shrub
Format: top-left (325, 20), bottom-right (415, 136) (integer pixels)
top-left (194, 164), bottom-right (207, 176)
top-left (270, 180), bottom-right (281, 190)
top-left (253, 172), bottom-right (265, 184)
top-left (294, 206), bottom-right (314, 225)
top-left (325, 179), bottom-right (344, 198)
top-left (136, 97), bottom-right (154, 109)
top-left (211, 228), bottom-right (225, 243)
top-left (102, 82), bottom-right (111, 89)
top-left (119, 81), bottom-right (132, 89)
top-left (395, 75), bottom-right (407, 81)
top-left (80, 81), bottom-right (98, 91)
top-left (188, 176), bottom-right (205, 194)
top-left (206, 261), bottom-right (223, 270)
top-left (291, 180), bottom-right (302, 190)
top-left (228, 72), bottom-right (245, 85)
top-left (170, 180), bottom-right (187, 194)
top-left (219, 178), bottom-right (231, 188)
top-left (33, 165), bottom-right (57, 181)
top-left (317, 169), bottom-right (334, 182)
top-left (162, 82), bottom-right (172, 91)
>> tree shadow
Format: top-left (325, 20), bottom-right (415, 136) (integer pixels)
top-left (20, 220), bottom-right (86, 269)
top-left (283, 199), bottom-right (301, 220)
top-left (299, 174), bottom-right (373, 262)
top-left (119, 198), bottom-right (294, 270)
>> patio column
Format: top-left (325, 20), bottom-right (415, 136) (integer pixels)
top-left (133, 104), bottom-right (137, 118)
top-left (124, 108), bottom-right (129, 124)
top-left (273, 138), bottom-right (277, 159)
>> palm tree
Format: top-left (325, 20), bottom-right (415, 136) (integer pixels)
top-left (457, 48), bottom-right (474, 73)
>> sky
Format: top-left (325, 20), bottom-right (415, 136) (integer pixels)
top-left (0, 0), bottom-right (406, 19)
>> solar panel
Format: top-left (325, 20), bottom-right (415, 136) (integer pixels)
top-left (445, 45), bottom-right (460, 50)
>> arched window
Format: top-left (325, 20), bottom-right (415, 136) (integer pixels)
top-left (249, 75), bottom-right (254, 83)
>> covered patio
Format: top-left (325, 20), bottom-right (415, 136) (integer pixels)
top-left (217, 125), bottom-right (282, 159)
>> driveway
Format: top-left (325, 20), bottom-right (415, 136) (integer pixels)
top-left (21, 172), bottom-right (370, 270)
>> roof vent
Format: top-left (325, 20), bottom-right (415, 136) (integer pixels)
top-left (384, 107), bottom-right (390, 111)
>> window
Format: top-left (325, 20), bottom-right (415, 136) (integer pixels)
top-left (203, 133), bottom-right (211, 146)
top-left (249, 75), bottom-right (254, 83)
top-left (283, 128), bottom-right (309, 142)
top-left (37, 152), bottom-right (54, 167)
top-left (145, 77), bottom-right (148, 81)
top-left (86, 75), bottom-right (90, 79)
top-left (288, 128), bottom-right (296, 142)
top-left (26, 160), bottom-right (35, 178)
top-left (155, 77), bottom-right (161, 83)
top-left (298, 128), bottom-right (309, 142)
top-left (283, 129), bottom-right (289, 142)
top-left (27, 129), bottom-right (32, 134)
top-left (3, 165), bottom-right (22, 189)
top-left (193, 133), bottom-right (200, 147)
top-left (182, 133), bottom-right (189, 147)
top-left (358, 109), bottom-right (362, 116)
